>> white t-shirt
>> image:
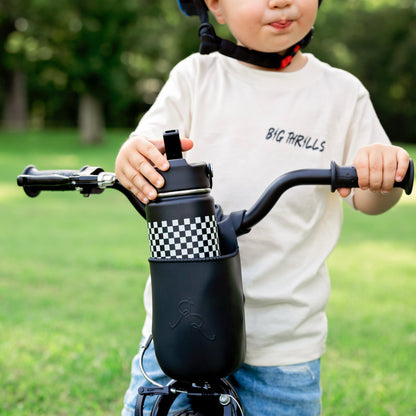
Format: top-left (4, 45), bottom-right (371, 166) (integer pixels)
top-left (134, 52), bottom-right (390, 366)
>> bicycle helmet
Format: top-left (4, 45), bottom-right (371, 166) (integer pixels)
top-left (178, 0), bottom-right (322, 70)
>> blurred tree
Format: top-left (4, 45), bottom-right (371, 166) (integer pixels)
top-left (349, 6), bottom-right (416, 142)
top-left (310, 0), bottom-right (416, 142)
top-left (0, 0), bottom-right (196, 141)
top-left (0, 0), bottom-right (414, 143)
top-left (28, 0), bottom-right (150, 143)
top-left (0, 0), bottom-right (30, 130)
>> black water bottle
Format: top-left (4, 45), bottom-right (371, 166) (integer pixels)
top-left (145, 130), bottom-right (221, 259)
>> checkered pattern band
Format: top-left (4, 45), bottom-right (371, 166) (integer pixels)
top-left (148, 215), bottom-right (221, 259)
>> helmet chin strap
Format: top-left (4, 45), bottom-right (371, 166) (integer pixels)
top-left (197, 11), bottom-right (314, 70)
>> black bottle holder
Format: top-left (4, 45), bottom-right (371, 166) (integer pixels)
top-left (149, 224), bottom-right (246, 382)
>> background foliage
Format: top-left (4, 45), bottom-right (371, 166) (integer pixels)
top-left (0, 0), bottom-right (415, 141)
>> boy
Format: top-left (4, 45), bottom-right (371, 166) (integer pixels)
top-left (116, 0), bottom-right (410, 414)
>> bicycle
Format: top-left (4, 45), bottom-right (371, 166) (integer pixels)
top-left (17, 130), bottom-right (414, 416)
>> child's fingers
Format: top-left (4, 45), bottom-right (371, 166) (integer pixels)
top-left (127, 149), bottom-right (165, 189)
top-left (353, 144), bottom-right (410, 194)
top-left (354, 148), bottom-right (371, 190)
top-left (115, 135), bottom-right (194, 204)
top-left (337, 187), bottom-right (351, 198)
top-left (180, 138), bottom-right (194, 152)
top-left (394, 147), bottom-right (410, 182)
top-left (368, 149), bottom-right (383, 192)
top-left (128, 162), bottom-right (160, 201)
top-left (134, 137), bottom-right (170, 172)
top-left (380, 150), bottom-right (397, 193)
top-left (115, 162), bottom-right (155, 203)
top-left (115, 136), bottom-right (167, 202)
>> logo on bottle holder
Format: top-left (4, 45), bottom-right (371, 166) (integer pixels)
top-left (169, 298), bottom-right (216, 341)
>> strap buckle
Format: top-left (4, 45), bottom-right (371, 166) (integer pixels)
top-left (198, 22), bottom-right (220, 54)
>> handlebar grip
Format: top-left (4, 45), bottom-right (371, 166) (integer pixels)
top-left (17, 165), bottom-right (80, 197)
top-left (331, 159), bottom-right (414, 195)
top-left (17, 165), bottom-right (105, 197)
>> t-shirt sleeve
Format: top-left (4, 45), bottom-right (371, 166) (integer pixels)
top-left (131, 57), bottom-right (194, 141)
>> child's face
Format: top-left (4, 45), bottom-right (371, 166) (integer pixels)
top-left (205, 0), bottom-right (319, 54)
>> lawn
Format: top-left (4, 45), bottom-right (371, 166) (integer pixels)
top-left (1, 130), bottom-right (149, 415)
top-left (1, 130), bottom-right (415, 415)
top-left (324, 183), bottom-right (416, 413)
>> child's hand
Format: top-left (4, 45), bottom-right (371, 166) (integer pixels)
top-left (115, 134), bottom-right (193, 203)
top-left (338, 144), bottom-right (410, 215)
top-left (338, 144), bottom-right (410, 198)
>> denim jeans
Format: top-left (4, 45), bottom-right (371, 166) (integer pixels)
top-left (122, 339), bottom-right (321, 416)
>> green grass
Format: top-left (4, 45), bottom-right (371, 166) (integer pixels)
top-left (324, 195), bottom-right (416, 414)
top-left (0, 130), bottom-right (150, 415)
top-left (1, 130), bottom-right (415, 415)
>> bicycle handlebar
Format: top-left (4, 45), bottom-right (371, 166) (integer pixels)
top-left (17, 164), bottom-right (146, 216)
top-left (240, 160), bottom-right (414, 231)
top-left (17, 159), bottom-right (414, 231)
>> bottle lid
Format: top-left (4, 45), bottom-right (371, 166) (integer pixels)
top-left (157, 130), bottom-right (213, 193)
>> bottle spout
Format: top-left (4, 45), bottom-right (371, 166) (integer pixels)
top-left (163, 130), bottom-right (183, 160)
